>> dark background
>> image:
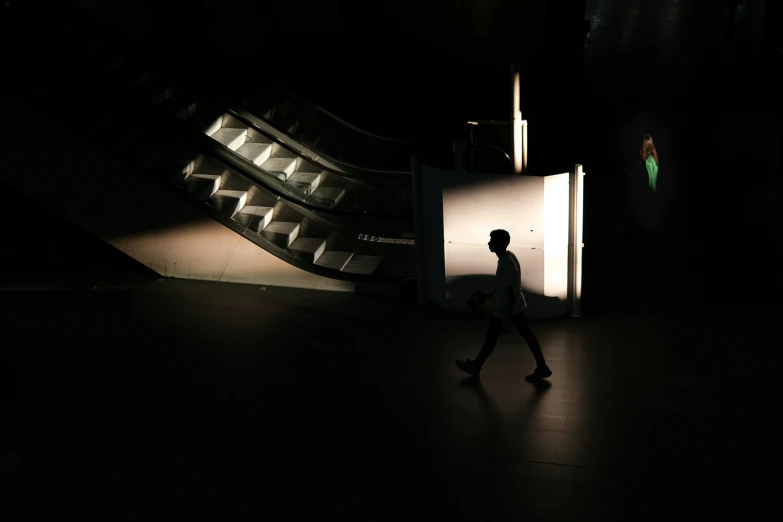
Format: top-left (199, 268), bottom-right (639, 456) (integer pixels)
top-left (29, 0), bottom-right (781, 282)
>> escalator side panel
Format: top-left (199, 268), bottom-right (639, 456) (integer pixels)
top-left (0, 91), bottom-right (361, 292)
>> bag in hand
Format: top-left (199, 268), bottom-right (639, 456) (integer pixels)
top-left (467, 290), bottom-right (493, 317)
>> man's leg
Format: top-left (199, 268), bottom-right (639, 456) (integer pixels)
top-left (511, 311), bottom-right (552, 379)
top-left (456, 317), bottom-right (503, 376)
top-left (475, 317), bottom-right (504, 368)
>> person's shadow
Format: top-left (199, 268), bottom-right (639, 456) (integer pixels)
top-left (458, 375), bottom-right (552, 393)
top-left (457, 376), bottom-right (553, 435)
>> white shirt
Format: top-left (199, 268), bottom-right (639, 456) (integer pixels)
top-left (492, 251), bottom-right (527, 319)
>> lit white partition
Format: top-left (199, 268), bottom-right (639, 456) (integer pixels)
top-left (543, 173), bottom-right (570, 304)
top-left (416, 162), bottom-right (582, 319)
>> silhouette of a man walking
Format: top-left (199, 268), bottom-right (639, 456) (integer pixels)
top-left (456, 229), bottom-right (552, 382)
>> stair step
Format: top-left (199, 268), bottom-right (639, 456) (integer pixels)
top-left (151, 86), bottom-right (175, 105)
top-left (287, 172), bottom-right (321, 195)
top-left (201, 114), bottom-right (225, 137)
top-left (288, 237), bottom-right (327, 263)
top-left (236, 205), bottom-right (274, 232)
top-left (168, 96), bottom-right (199, 120)
top-left (311, 187), bottom-right (346, 208)
top-left (209, 190), bottom-right (247, 216)
top-left (210, 128), bottom-right (247, 150)
top-left (169, 157), bottom-right (198, 181)
top-left (188, 173), bottom-right (221, 182)
top-left (175, 100), bottom-right (222, 136)
top-left (262, 221), bottom-right (300, 248)
top-left (342, 255), bottom-right (383, 275)
top-left (235, 142), bottom-right (273, 166)
top-left (314, 251), bottom-right (354, 271)
top-left (183, 174), bottom-right (221, 199)
top-left (136, 85), bottom-right (173, 107)
top-left (125, 70), bottom-right (149, 89)
top-left (260, 157), bottom-right (297, 179)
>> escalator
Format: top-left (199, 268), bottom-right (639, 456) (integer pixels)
top-left (3, 0), bottom-right (418, 287)
top-left (234, 82), bottom-right (415, 174)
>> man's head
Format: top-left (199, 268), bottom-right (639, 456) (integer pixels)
top-left (488, 229), bottom-right (510, 254)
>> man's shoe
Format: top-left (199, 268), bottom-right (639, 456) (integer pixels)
top-left (525, 365), bottom-right (552, 382)
top-left (455, 359), bottom-right (480, 377)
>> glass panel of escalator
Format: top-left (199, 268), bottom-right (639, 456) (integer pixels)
top-left (240, 87), bottom-right (413, 174)
top-left (169, 93), bottom-right (412, 218)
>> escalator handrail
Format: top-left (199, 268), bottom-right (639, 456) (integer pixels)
top-left (471, 143), bottom-right (514, 168)
top-left (123, 83), bottom-right (415, 222)
top-left (160, 69), bottom-right (414, 178)
top-left (253, 83), bottom-right (412, 145)
top-left (222, 102), bottom-right (413, 179)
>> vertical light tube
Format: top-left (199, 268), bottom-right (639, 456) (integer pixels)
top-left (511, 63), bottom-right (520, 114)
top-left (513, 111), bottom-right (523, 174)
top-left (522, 119), bottom-right (528, 174)
top-left (511, 63), bottom-right (522, 174)
top-left (575, 167), bottom-right (584, 315)
top-left (568, 164), bottom-right (584, 317)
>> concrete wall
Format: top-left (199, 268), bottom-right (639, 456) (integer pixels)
top-left (0, 93), bottom-right (354, 292)
top-left (418, 163), bottom-right (571, 318)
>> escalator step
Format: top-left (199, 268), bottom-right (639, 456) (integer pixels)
top-left (235, 205), bottom-right (274, 233)
top-left (125, 70), bottom-right (150, 90)
top-left (311, 187), bottom-right (346, 208)
top-left (131, 79), bottom-right (175, 106)
top-left (260, 158), bottom-right (297, 180)
top-left (288, 237), bottom-right (327, 263)
top-left (262, 221), bottom-right (299, 248)
top-left (209, 190), bottom-right (247, 217)
top-left (164, 94), bottom-right (199, 120)
top-left (235, 142), bottom-right (273, 166)
top-left (210, 128), bottom-right (247, 150)
top-left (183, 174), bottom-right (220, 200)
top-left (314, 251), bottom-right (353, 271)
top-left (185, 109), bottom-right (224, 137)
top-left (287, 172), bottom-right (321, 195)
top-left (343, 255), bottom-right (382, 275)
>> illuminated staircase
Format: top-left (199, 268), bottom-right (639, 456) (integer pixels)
top-left (177, 154), bottom-right (382, 274)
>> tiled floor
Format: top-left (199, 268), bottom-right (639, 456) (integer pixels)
top-left (1, 271), bottom-right (778, 520)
